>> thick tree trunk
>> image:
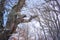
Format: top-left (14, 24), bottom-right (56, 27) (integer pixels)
top-left (0, 0), bottom-right (5, 28)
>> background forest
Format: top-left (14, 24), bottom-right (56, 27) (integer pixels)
top-left (0, 0), bottom-right (60, 40)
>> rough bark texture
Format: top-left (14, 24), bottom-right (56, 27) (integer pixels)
top-left (0, 0), bottom-right (5, 28)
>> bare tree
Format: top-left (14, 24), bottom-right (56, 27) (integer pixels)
top-left (38, 0), bottom-right (60, 40)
